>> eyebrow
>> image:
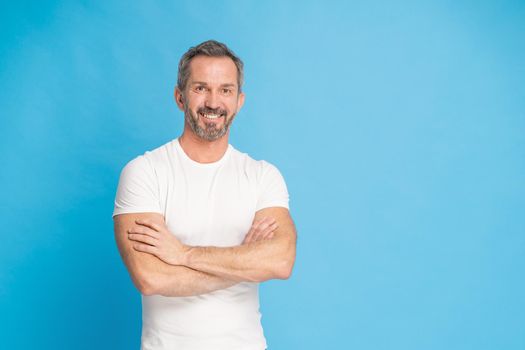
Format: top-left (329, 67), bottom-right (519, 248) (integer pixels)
top-left (191, 82), bottom-right (237, 87)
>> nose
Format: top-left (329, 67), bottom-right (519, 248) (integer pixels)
top-left (204, 90), bottom-right (220, 109)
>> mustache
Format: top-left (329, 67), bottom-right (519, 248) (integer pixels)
top-left (197, 107), bottom-right (228, 116)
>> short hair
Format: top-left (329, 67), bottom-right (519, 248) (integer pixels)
top-left (177, 40), bottom-right (244, 92)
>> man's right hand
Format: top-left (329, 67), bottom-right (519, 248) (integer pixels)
top-left (242, 216), bottom-right (278, 245)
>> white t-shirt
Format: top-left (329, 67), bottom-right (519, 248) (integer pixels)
top-left (113, 138), bottom-right (289, 350)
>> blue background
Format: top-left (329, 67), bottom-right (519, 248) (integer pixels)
top-left (1, 1), bottom-right (524, 349)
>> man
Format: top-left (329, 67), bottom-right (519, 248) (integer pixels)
top-left (112, 40), bottom-right (297, 350)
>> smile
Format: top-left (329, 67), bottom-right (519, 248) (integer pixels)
top-left (199, 112), bottom-right (225, 120)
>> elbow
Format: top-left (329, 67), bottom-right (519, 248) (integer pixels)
top-left (138, 282), bottom-right (156, 296)
top-left (249, 263), bottom-right (292, 283)
top-left (133, 272), bottom-right (159, 296)
top-left (274, 233), bottom-right (297, 280)
top-left (273, 258), bottom-right (295, 280)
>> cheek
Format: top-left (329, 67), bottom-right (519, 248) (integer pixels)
top-left (188, 100), bottom-right (204, 113)
top-left (186, 93), bottom-right (204, 106)
top-left (227, 98), bottom-right (241, 112)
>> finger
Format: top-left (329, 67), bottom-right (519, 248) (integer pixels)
top-left (128, 226), bottom-right (160, 239)
top-left (252, 218), bottom-right (274, 234)
top-left (243, 230), bottom-right (255, 244)
top-left (256, 216), bottom-right (275, 226)
top-left (262, 223), bottom-right (279, 239)
top-left (253, 216), bottom-right (267, 224)
top-left (251, 216), bottom-right (270, 228)
top-left (249, 228), bottom-right (264, 242)
top-left (133, 243), bottom-right (157, 254)
top-left (244, 221), bottom-right (261, 242)
top-left (252, 230), bottom-right (269, 242)
top-left (257, 221), bottom-right (272, 231)
top-left (264, 216), bottom-right (277, 224)
top-left (244, 225), bottom-right (263, 244)
top-left (128, 233), bottom-right (158, 246)
top-left (135, 219), bottom-right (162, 232)
top-left (244, 217), bottom-right (276, 244)
top-left (253, 219), bottom-right (276, 238)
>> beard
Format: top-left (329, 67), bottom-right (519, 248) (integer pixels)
top-left (184, 104), bottom-right (235, 141)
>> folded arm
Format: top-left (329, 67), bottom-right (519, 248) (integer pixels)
top-left (129, 207), bottom-right (297, 283)
top-left (114, 213), bottom-right (236, 297)
top-left (114, 212), bottom-right (280, 296)
top-left (184, 207), bottom-right (296, 282)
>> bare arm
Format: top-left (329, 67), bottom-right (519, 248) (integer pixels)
top-left (130, 207), bottom-right (297, 283)
top-left (184, 207), bottom-right (297, 282)
top-left (114, 212), bottom-right (236, 297)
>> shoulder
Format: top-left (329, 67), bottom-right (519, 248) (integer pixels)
top-left (229, 147), bottom-right (283, 179)
top-left (229, 146), bottom-right (286, 187)
top-left (229, 147), bottom-right (289, 210)
top-left (122, 139), bottom-right (175, 174)
top-left (142, 139), bottom-right (176, 167)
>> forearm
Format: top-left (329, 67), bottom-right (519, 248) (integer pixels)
top-left (151, 263), bottom-right (237, 297)
top-left (114, 213), bottom-right (236, 297)
top-left (121, 208), bottom-right (296, 287)
top-left (184, 235), bottom-right (295, 283)
top-left (182, 208), bottom-right (297, 283)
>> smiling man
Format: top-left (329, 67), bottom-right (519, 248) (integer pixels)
top-left (112, 40), bottom-right (297, 350)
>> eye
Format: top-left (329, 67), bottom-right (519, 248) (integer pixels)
top-left (194, 86), bottom-right (206, 93)
top-left (221, 88), bottom-right (233, 95)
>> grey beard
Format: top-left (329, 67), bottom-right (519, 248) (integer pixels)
top-left (184, 106), bottom-right (234, 141)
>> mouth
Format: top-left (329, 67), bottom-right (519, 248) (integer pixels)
top-left (199, 112), bottom-right (224, 120)
top-left (198, 110), bottom-right (227, 121)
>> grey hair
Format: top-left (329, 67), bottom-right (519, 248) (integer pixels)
top-left (177, 40), bottom-right (244, 92)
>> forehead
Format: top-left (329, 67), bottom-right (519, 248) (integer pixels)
top-left (188, 55), bottom-right (238, 86)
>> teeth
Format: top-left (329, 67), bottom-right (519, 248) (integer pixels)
top-left (202, 113), bottom-right (221, 119)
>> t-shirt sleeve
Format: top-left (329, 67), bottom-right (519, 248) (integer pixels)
top-left (255, 161), bottom-right (289, 211)
top-left (112, 156), bottom-right (162, 217)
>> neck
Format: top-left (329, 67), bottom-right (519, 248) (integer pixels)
top-left (178, 124), bottom-right (230, 163)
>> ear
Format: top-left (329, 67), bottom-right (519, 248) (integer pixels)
top-left (236, 91), bottom-right (245, 112)
top-left (174, 87), bottom-right (185, 111)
